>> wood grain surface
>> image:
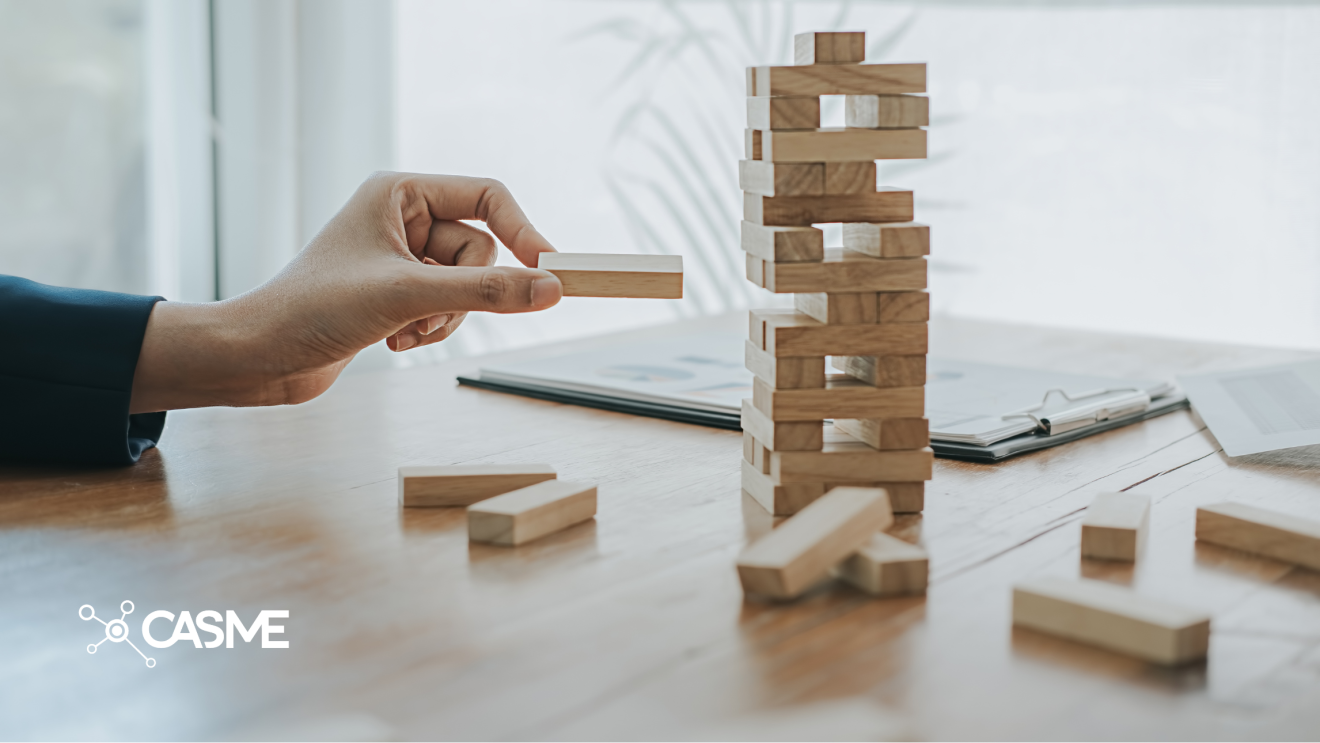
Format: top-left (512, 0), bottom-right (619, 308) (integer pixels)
top-left (4, 313), bottom-right (1320, 740)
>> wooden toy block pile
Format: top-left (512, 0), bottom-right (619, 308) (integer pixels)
top-left (740, 31), bottom-right (933, 519)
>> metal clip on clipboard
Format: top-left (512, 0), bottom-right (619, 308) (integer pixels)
top-left (1002, 388), bottom-right (1152, 436)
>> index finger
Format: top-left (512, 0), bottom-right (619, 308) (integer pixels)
top-left (395, 173), bottom-right (557, 268)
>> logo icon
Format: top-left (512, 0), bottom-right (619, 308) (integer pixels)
top-left (80, 601), bottom-right (155, 668)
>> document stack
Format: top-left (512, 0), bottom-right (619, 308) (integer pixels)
top-left (739, 31), bottom-right (933, 515)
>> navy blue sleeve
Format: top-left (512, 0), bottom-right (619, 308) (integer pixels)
top-left (0, 275), bottom-right (166, 466)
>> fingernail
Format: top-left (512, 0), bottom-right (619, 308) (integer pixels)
top-left (531, 276), bottom-right (562, 307)
top-left (425, 314), bottom-right (452, 334)
top-left (395, 334), bottom-right (417, 351)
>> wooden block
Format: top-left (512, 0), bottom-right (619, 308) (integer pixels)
top-left (827, 481), bottom-right (923, 513)
top-left (835, 532), bottom-right (928, 597)
top-left (742, 430), bottom-right (758, 464)
top-left (746, 66), bottom-right (756, 96)
top-left (467, 480), bottom-right (596, 546)
top-left (771, 435), bottom-right (933, 484)
top-left (762, 128), bottom-right (926, 162)
top-left (845, 94), bottom-right (929, 129)
top-left (843, 222), bottom-right (930, 258)
top-left (741, 398), bottom-right (823, 452)
top-left (746, 96), bottom-right (820, 130)
top-left (754, 375), bottom-right (924, 422)
top-left (398, 464), bottom-right (557, 507)
top-left (538, 253), bottom-right (683, 299)
top-left (745, 253), bottom-right (765, 287)
top-left (741, 460), bottom-right (827, 517)
top-left (745, 340), bottom-right (824, 389)
top-left (1081, 492), bottom-right (1151, 562)
top-left (832, 355), bottom-right (926, 388)
top-left (753, 439), bottom-right (772, 474)
top-left (745, 128), bottom-right (762, 160)
top-left (1012, 577), bottom-right (1211, 666)
top-left (744, 188), bottom-right (913, 227)
top-left (740, 221), bottom-right (824, 263)
top-left (751, 64), bottom-right (926, 97)
top-left (833, 417), bottom-right (930, 451)
top-left (794, 292), bottom-right (877, 325)
top-left (739, 160), bottom-right (823, 197)
top-left (756, 309), bottom-right (927, 357)
top-left (824, 161), bottom-right (876, 195)
top-left (765, 251), bottom-right (926, 294)
top-left (876, 291), bottom-right (930, 323)
top-left (1195, 502), bottom-right (1320, 571)
top-left (737, 486), bottom-right (894, 599)
top-left (794, 31), bottom-right (866, 65)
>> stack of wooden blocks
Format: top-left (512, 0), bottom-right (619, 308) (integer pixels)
top-left (740, 31), bottom-right (933, 519)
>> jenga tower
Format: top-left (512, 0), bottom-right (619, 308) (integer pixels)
top-left (739, 31), bottom-right (933, 517)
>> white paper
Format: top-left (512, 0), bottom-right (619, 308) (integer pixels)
top-left (1180, 360), bottom-right (1320, 456)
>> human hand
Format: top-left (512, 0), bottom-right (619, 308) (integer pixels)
top-left (130, 172), bottom-right (562, 412)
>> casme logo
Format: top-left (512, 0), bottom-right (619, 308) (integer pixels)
top-left (80, 601), bottom-right (289, 668)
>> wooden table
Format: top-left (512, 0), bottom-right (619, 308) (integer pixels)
top-left (4, 314), bottom-right (1320, 741)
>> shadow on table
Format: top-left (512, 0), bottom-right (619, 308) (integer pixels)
top-left (1010, 625), bottom-right (1208, 691)
top-left (0, 449), bottom-right (175, 530)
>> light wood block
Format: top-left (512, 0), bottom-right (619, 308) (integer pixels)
top-left (764, 251), bottom-right (927, 294)
top-left (538, 253), bottom-right (683, 299)
top-left (845, 94), bottom-right (929, 129)
top-left (745, 254), bottom-right (765, 287)
top-left (744, 188), bottom-right (913, 227)
top-left (740, 221), bottom-right (824, 263)
top-left (771, 437), bottom-right (933, 484)
top-left (741, 398), bottom-right (823, 452)
top-left (742, 460), bottom-right (827, 517)
top-left (745, 340), bottom-right (824, 389)
top-left (467, 480), bottom-right (597, 546)
top-left (832, 355), bottom-right (926, 388)
top-left (745, 129), bottom-right (762, 160)
top-left (742, 430), bottom-right (757, 464)
top-left (794, 292), bottom-right (877, 325)
top-left (753, 376), bottom-right (924, 422)
top-left (753, 440), bottom-right (772, 474)
top-left (826, 481), bottom-right (923, 513)
top-left (748, 308), bottom-right (798, 351)
top-left (755, 309), bottom-right (927, 357)
top-left (824, 161), bottom-right (877, 195)
top-left (794, 31), bottom-right (866, 65)
top-left (1012, 577), bottom-right (1211, 666)
top-left (876, 291), bottom-right (930, 323)
top-left (750, 64), bottom-right (926, 97)
top-left (399, 465), bottom-right (557, 507)
top-left (1081, 492), bottom-right (1151, 562)
top-left (1195, 502), bottom-right (1320, 571)
top-left (843, 222), bottom-right (930, 258)
top-left (762, 128), bottom-right (926, 162)
top-left (746, 96), bottom-right (821, 130)
top-left (835, 532), bottom-right (928, 597)
top-left (737, 486), bottom-right (894, 599)
top-left (739, 160), bottom-right (823, 197)
top-left (834, 417), bottom-right (930, 451)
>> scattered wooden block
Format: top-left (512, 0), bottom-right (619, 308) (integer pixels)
top-left (794, 292), bottom-right (877, 325)
top-left (835, 532), bottom-right (929, 596)
top-left (744, 188), bottom-right (913, 227)
top-left (834, 417), bottom-right (930, 451)
top-left (398, 464), bottom-right (557, 507)
top-left (794, 31), bottom-right (866, 65)
top-left (762, 128), bottom-right (926, 162)
top-left (467, 480), bottom-right (597, 546)
top-left (843, 222), bottom-right (930, 258)
top-left (876, 292), bottom-right (930, 323)
top-left (538, 253), bottom-right (683, 298)
top-left (770, 432), bottom-right (933, 483)
top-left (764, 251), bottom-right (927, 294)
top-left (739, 160), bottom-right (824, 197)
top-left (741, 460), bottom-right (827, 517)
top-left (1081, 492), bottom-right (1151, 562)
top-left (745, 129), bottom-right (762, 160)
top-left (745, 340), bottom-right (825, 389)
top-left (745, 254), bottom-right (765, 287)
top-left (746, 96), bottom-right (821, 130)
top-left (827, 481), bottom-right (923, 513)
top-left (753, 375), bottom-right (924, 421)
top-left (741, 398), bottom-right (823, 452)
top-left (824, 161), bottom-right (877, 195)
top-left (740, 221), bottom-right (824, 263)
top-left (749, 64), bottom-right (926, 97)
top-left (845, 94), bottom-right (929, 129)
top-left (755, 309), bottom-right (928, 357)
top-left (737, 486), bottom-right (894, 599)
top-left (1195, 502), bottom-right (1320, 571)
top-left (832, 355), bottom-right (926, 388)
top-left (1012, 576), bottom-right (1211, 666)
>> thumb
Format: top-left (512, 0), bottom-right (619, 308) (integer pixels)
top-left (406, 264), bottom-right (562, 315)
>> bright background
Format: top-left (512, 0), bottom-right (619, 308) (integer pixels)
top-left (3, 0), bottom-right (1319, 371)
